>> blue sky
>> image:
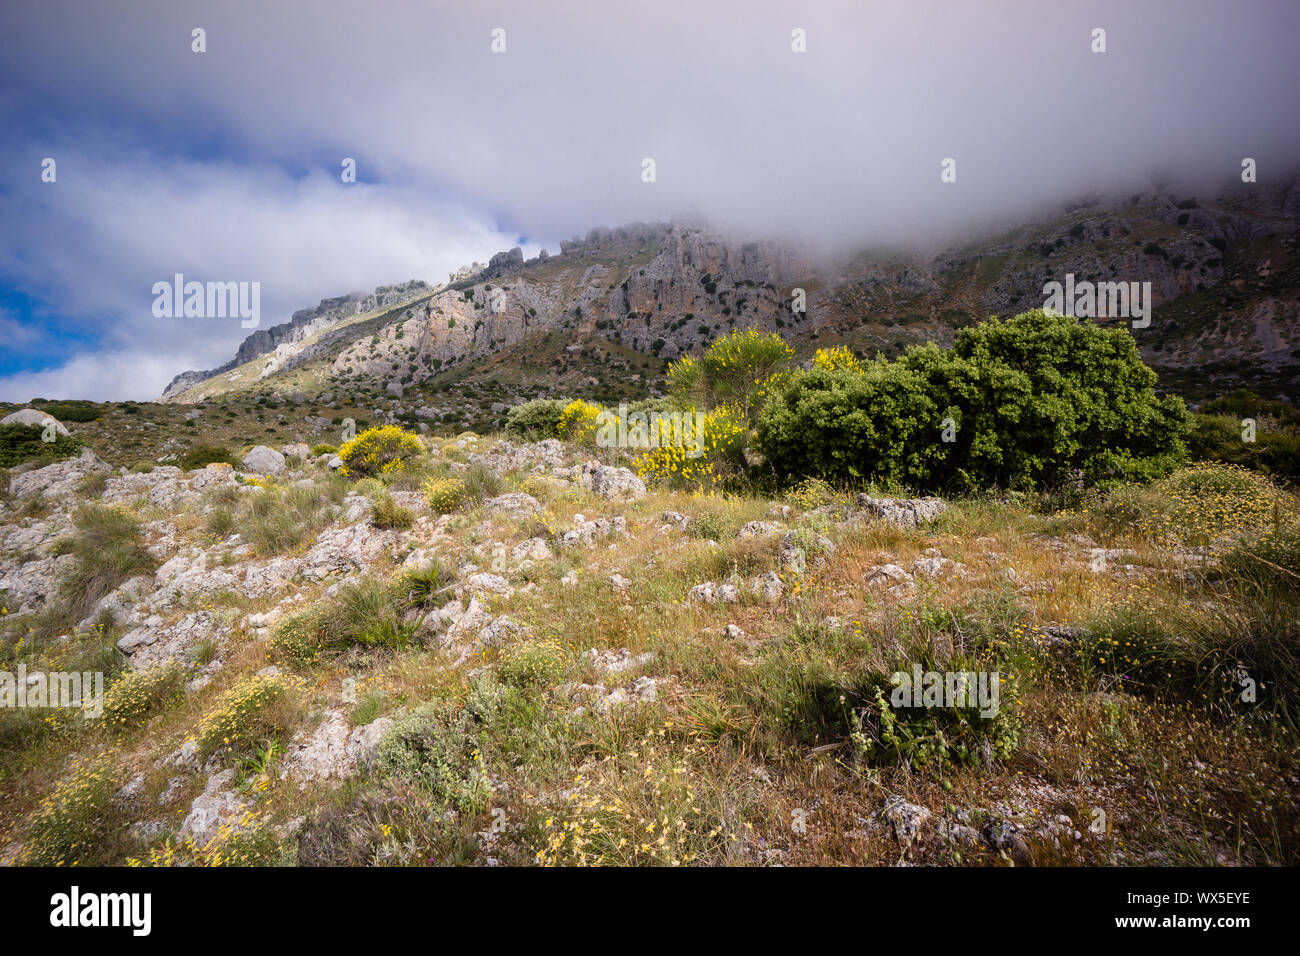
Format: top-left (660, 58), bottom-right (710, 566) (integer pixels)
top-left (1, 0), bottom-right (1297, 401)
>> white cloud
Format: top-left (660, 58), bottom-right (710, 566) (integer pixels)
top-left (0, 311), bottom-right (42, 350)
top-left (0, 349), bottom-right (183, 403)
top-left (0, 142), bottom-right (532, 400)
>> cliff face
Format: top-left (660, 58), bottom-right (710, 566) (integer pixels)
top-left (159, 281), bottom-right (431, 399)
top-left (163, 179), bottom-right (1300, 403)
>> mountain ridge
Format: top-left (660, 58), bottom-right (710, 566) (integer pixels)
top-left (159, 179), bottom-right (1300, 406)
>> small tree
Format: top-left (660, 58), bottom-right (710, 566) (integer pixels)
top-left (668, 328), bottom-right (793, 425)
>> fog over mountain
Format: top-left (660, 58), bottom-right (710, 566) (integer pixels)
top-left (1, 0), bottom-right (1298, 399)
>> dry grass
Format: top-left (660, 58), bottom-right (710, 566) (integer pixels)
top-left (1, 437), bottom-right (1296, 867)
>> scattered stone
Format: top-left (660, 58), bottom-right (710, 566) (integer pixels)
top-left (178, 769), bottom-right (248, 843)
top-left (584, 464), bottom-right (646, 501)
top-left (856, 495), bottom-right (946, 529)
top-left (483, 493), bottom-right (544, 518)
top-left (8, 448), bottom-right (111, 500)
top-left (586, 648), bottom-right (655, 674)
top-left (241, 445), bottom-right (287, 476)
top-left (750, 571), bottom-right (784, 603)
top-left (866, 564), bottom-right (912, 587)
top-left (882, 795), bottom-right (931, 841)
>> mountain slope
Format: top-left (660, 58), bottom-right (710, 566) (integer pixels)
top-left (162, 178), bottom-right (1300, 409)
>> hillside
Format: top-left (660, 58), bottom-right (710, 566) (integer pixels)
top-left (1, 420), bottom-right (1296, 867)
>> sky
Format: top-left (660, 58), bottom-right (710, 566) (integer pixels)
top-left (1, 0), bottom-right (1297, 401)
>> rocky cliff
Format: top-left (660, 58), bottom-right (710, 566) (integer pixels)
top-left (163, 178), bottom-right (1300, 404)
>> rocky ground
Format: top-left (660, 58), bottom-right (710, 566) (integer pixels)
top-left (0, 429), bottom-right (1296, 867)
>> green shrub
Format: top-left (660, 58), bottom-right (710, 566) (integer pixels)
top-left (1189, 412), bottom-right (1300, 484)
top-left (0, 423), bottom-right (81, 468)
top-left (757, 362), bottom-right (943, 487)
top-left (853, 665), bottom-right (1021, 768)
top-left (904, 310), bottom-right (1190, 488)
top-left (39, 403), bottom-right (100, 423)
top-left (179, 444), bottom-right (238, 470)
top-left (371, 491), bottom-right (414, 529)
top-left (504, 399), bottom-right (568, 438)
top-left (757, 309), bottom-right (1191, 491)
top-left (376, 690), bottom-right (496, 812)
top-left (310, 443), bottom-right (338, 456)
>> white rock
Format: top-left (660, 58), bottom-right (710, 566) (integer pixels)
top-left (241, 445), bottom-right (286, 476)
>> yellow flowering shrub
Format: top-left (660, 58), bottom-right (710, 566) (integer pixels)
top-left (666, 355), bottom-right (703, 403)
top-left (700, 328), bottom-right (793, 423)
top-left (520, 474), bottom-right (556, 501)
top-left (423, 476), bottom-right (467, 513)
top-left (556, 399), bottom-right (604, 444)
top-left (1136, 462), bottom-right (1289, 546)
top-left (103, 661), bottom-right (188, 731)
top-left (788, 476), bottom-right (838, 510)
top-left (811, 345), bottom-right (863, 374)
top-left (197, 672), bottom-right (301, 756)
top-left (128, 810), bottom-right (286, 867)
top-left (498, 640), bottom-right (572, 688)
top-left (635, 405), bottom-right (747, 489)
top-left (533, 728), bottom-right (724, 866)
top-left (337, 425), bottom-right (424, 479)
top-left (20, 755), bottom-right (120, 866)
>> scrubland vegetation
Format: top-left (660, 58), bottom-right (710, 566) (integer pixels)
top-left (0, 310), bottom-right (1295, 867)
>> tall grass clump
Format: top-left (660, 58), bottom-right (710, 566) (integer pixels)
top-left (56, 504), bottom-right (156, 620)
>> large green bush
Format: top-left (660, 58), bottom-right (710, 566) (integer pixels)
top-left (0, 424), bottom-right (81, 468)
top-left (757, 310), bottom-right (1191, 490)
top-left (756, 362), bottom-right (944, 487)
top-left (504, 399), bottom-right (568, 438)
top-left (179, 444), bottom-right (238, 470)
